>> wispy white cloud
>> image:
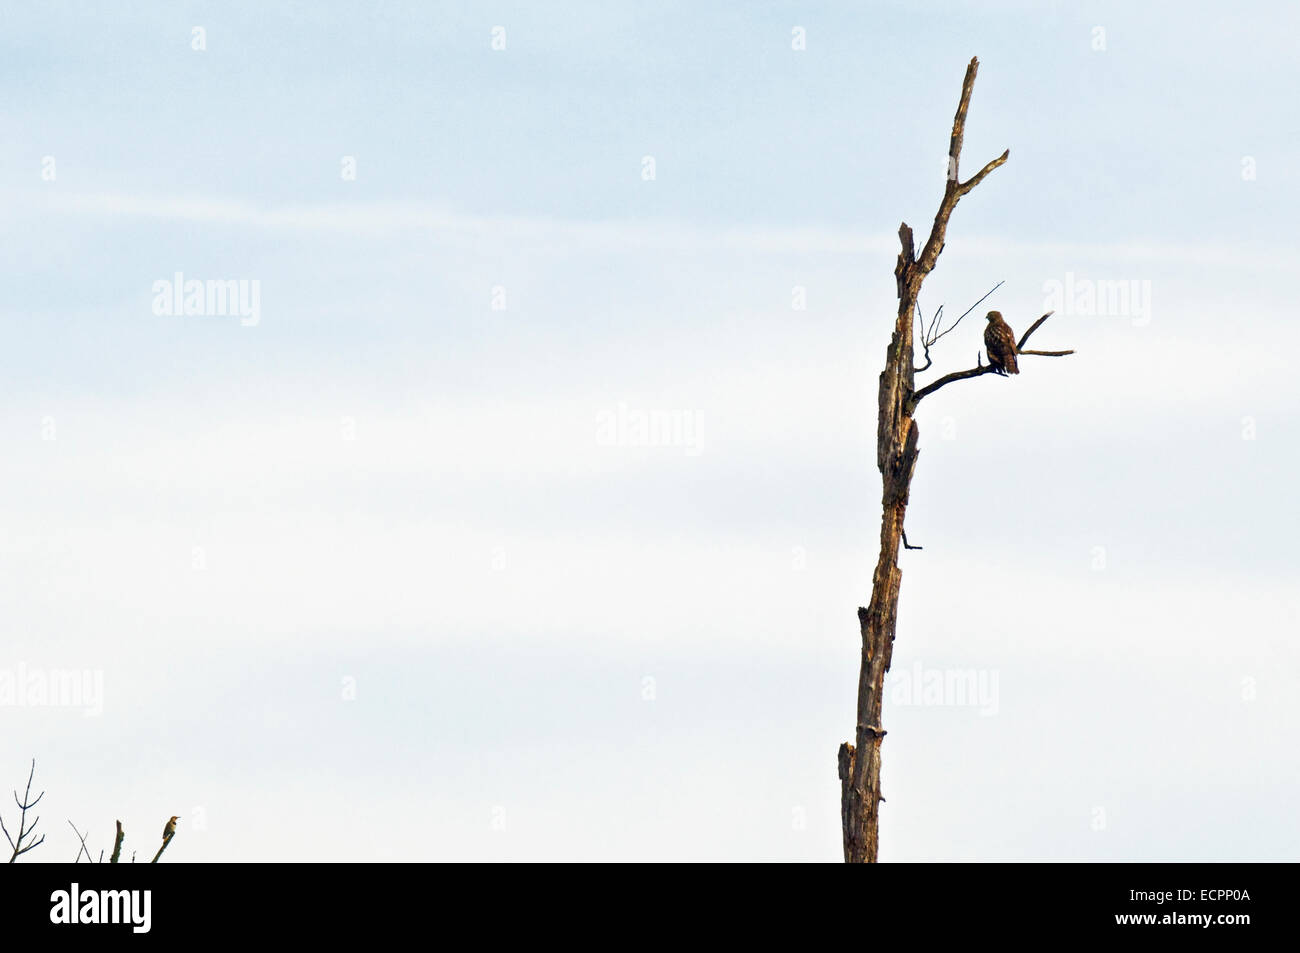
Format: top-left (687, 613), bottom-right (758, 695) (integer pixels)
top-left (13, 188), bottom-right (1300, 269)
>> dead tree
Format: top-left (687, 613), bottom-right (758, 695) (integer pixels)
top-left (838, 57), bottom-right (1075, 863)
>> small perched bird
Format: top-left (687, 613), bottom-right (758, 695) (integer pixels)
top-left (163, 816), bottom-right (179, 840)
top-left (984, 311), bottom-right (1020, 375)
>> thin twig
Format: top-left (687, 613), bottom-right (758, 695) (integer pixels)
top-left (68, 820), bottom-right (93, 863)
top-left (926, 304), bottom-right (943, 346)
top-left (931, 280), bottom-right (1003, 349)
top-left (913, 302), bottom-right (933, 372)
top-left (3, 759), bottom-right (46, 862)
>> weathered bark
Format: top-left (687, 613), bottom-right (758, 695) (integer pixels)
top-left (839, 57), bottom-right (1008, 863)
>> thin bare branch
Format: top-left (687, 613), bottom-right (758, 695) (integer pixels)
top-left (913, 302), bottom-right (932, 372)
top-left (933, 280), bottom-right (1003, 348)
top-left (5, 759), bottom-right (47, 862)
top-left (912, 364), bottom-right (998, 402)
top-left (151, 829), bottom-right (176, 864)
top-left (1016, 310), bottom-right (1055, 349)
top-left (926, 303), bottom-right (944, 345)
top-left (957, 149), bottom-right (1010, 196)
top-left (68, 820), bottom-right (93, 863)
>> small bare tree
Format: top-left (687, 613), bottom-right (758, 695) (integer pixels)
top-left (2, 759), bottom-right (45, 862)
top-left (838, 57), bottom-right (1075, 863)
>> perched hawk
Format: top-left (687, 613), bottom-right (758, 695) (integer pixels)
top-left (984, 311), bottom-right (1019, 375)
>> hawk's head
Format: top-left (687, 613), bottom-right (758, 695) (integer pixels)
top-left (985, 310), bottom-right (1002, 323)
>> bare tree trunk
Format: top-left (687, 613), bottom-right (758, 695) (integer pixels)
top-left (839, 57), bottom-right (1009, 863)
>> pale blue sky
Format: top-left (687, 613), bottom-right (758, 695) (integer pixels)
top-left (2, 2), bottom-right (1297, 861)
